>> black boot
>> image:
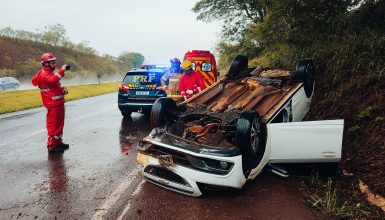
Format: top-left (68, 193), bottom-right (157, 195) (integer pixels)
top-left (57, 142), bottom-right (69, 151)
top-left (48, 147), bottom-right (64, 154)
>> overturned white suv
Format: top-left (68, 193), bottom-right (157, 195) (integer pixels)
top-left (136, 55), bottom-right (344, 197)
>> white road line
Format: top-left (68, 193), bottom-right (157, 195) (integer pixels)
top-left (116, 180), bottom-right (146, 220)
top-left (117, 180), bottom-right (146, 220)
top-left (91, 165), bottom-right (141, 220)
top-left (132, 179), bottom-right (145, 197)
top-left (117, 204), bottom-right (131, 220)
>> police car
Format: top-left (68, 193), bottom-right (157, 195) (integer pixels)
top-left (118, 67), bottom-right (168, 117)
top-left (136, 55), bottom-right (344, 196)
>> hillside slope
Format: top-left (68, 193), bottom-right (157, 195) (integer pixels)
top-left (0, 36), bottom-right (128, 80)
top-left (307, 71), bottom-right (385, 218)
top-left (311, 73), bottom-right (384, 195)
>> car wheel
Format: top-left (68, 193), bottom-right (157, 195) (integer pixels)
top-left (294, 59), bottom-right (315, 98)
top-left (150, 97), bottom-right (177, 128)
top-left (0, 86), bottom-right (3, 92)
top-left (143, 108), bottom-right (151, 118)
top-left (121, 110), bottom-right (132, 117)
top-left (227, 55), bottom-right (248, 79)
top-left (236, 111), bottom-right (266, 176)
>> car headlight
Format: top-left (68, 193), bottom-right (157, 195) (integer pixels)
top-left (185, 155), bottom-right (233, 175)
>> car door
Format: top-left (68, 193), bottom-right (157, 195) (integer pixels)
top-left (267, 120), bottom-right (344, 163)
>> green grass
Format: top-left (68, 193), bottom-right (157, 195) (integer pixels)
top-left (301, 174), bottom-right (373, 219)
top-left (307, 178), bottom-right (354, 217)
top-left (0, 82), bottom-right (119, 114)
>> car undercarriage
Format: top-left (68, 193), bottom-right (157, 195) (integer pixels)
top-left (136, 56), bottom-right (343, 197)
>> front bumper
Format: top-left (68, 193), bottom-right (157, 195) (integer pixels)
top-left (136, 132), bottom-right (246, 197)
top-left (118, 102), bottom-right (154, 112)
top-left (118, 90), bottom-right (166, 112)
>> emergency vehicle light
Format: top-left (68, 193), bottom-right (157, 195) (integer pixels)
top-left (187, 50), bottom-right (210, 54)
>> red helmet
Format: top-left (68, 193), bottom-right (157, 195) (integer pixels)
top-left (40, 53), bottom-right (57, 64)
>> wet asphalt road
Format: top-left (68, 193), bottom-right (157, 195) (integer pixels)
top-left (0, 93), bottom-right (326, 219)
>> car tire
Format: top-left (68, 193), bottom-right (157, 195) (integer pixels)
top-left (150, 97), bottom-right (177, 128)
top-left (236, 110), bottom-right (266, 176)
top-left (143, 108), bottom-right (151, 118)
top-left (121, 110), bottom-right (132, 117)
top-left (227, 55), bottom-right (248, 79)
top-left (0, 86), bottom-right (3, 92)
top-left (294, 59), bottom-right (315, 98)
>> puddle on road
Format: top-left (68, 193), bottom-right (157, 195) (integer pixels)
top-left (119, 115), bottom-right (152, 155)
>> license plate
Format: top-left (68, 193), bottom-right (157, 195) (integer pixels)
top-left (158, 155), bottom-right (174, 166)
top-left (136, 91), bottom-right (149, 95)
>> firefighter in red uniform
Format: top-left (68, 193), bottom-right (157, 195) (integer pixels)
top-left (179, 60), bottom-right (206, 101)
top-left (32, 53), bottom-right (70, 153)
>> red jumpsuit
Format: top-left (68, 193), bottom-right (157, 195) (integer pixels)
top-left (32, 67), bottom-right (66, 151)
top-left (179, 71), bottom-right (206, 99)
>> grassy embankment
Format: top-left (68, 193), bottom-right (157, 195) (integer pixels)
top-left (0, 82), bottom-right (119, 114)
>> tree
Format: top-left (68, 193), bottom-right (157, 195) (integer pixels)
top-left (197, 0), bottom-right (359, 69)
top-left (103, 54), bottom-right (118, 61)
top-left (75, 40), bottom-right (97, 54)
top-left (118, 52), bottom-right (145, 68)
top-left (41, 32), bottom-right (56, 45)
top-left (60, 36), bottom-right (74, 49)
top-left (0, 27), bottom-right (16, 38)
top-left (43, 24), bottom-right (66, 46)
top-left (193, 0), bottom-right (270, 41)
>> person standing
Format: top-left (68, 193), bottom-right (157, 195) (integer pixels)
top-left (178, 60), bottom-right (206, 101)
top-left (32, 53), bottom-right (70, 153)
top-left (161, 58), bottom-right (183, 87)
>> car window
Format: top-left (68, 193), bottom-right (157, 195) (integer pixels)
top-left (123, 72), bottom-right (162, 85)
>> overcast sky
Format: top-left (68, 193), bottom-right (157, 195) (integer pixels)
top-left (0, 0), bottom-right (222, 64)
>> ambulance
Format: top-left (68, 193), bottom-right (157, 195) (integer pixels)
top-left (167, 50), bottom-right (217, 101)
top-left (184, 50), bottom-right (217, 88)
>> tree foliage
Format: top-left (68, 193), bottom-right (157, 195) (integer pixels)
top-left (0, 24), bottom-right (96, 54)
top-left (196, 0), bottom-right (385, 79)
top-left (118, 52), bottom-right (145, 68)
top-left (42, 24), bottom-right (66, 46)
top-left (193, 0), bottom-right (270, 41)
